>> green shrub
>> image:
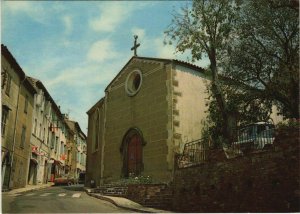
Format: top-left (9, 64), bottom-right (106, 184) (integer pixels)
top-left (277, 118), bottom-right (300, 129)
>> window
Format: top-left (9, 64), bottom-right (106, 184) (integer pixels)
top-left (51, 132), bottom-right (55, 149)
top-left (39, 124), bottom-right (42, 138)
top-left (5, 73), bottom-right (12, 96)
top-left (55, 136), bottom-right (58, 153)
top-left (20, 126), bottom-right (26, 148)
top-left (43, 128), bottom-right (45, 141)
top-left (1, 106), bottom-right (9, 136)
top-left (77, 152), bottom-right (80, 163)
top-left (60, 141), bottom-right (64, 155)
top-left (34, 119), bottom-right (37, 135)
top-left (125, 69), bottom-right (143, 96)
top-left (24, 95), bottom-right (29, 114)
top-left (1, 69), bottom-right (8, 89)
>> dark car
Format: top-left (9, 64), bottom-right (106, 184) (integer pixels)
top-left (78, 172), bottom-right (85, 184)
top-left (54, 176), bottom-right (77, 186)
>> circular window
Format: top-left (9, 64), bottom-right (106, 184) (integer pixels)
top-left (125, 70), bottom-right (143, 96)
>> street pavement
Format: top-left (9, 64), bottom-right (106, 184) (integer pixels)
top-left (86, 190), bottom-right (169, 213)
top-left (2, 183), bottom-right (170, 213)
top-left (2, 184), bottom-right (130, 213)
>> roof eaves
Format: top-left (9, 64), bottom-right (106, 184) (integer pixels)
top-left (1, 44), bottom-right (26, 80)
top-left (87, 97), bottom-right (104, 115)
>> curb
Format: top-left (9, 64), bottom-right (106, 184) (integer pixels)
top-left (84, 188), bottom-right (168, 213)
top-left (4, 184), bottom-right (54, 195)
top-left (89, 193), bottom-right (153, 213)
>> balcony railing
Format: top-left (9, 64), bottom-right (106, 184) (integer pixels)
top-left (177, 123), bottom-right (276, 168)
top-left (177, 139), bottom-right (208, 168)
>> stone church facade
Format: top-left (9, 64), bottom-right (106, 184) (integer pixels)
top-left (86, 56), bottom-right (209, 186)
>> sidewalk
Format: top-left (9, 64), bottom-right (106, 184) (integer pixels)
top-left (2, 182), bottom-right (54, 195)
top-left (84, 188), bottom-right (171, 213)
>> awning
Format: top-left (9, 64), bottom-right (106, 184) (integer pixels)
top-left (2, 104), bottom-right (11, 111)
top-left (2, 150), bottom-right (10, 163)
top-left (30, 158), bottom-right (38, 164)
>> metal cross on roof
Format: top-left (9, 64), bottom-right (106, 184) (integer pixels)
top-left (131, 35), bottom-right (140, 56)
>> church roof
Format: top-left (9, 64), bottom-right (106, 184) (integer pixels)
top-left (86, 97), bottom-right (104, 115)
top-left (104, 56), bottom-right (205, 92)
top-left (87, 56), bottom-right (206, 114)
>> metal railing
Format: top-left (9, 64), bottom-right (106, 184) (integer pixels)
top-left (177, 139), bottom-right (208, 168)
top-left (232, 128), bottom-right (275, 152)
top-left (177, 124), bottom-right (276, 167)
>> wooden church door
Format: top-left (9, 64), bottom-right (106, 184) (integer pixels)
top-left (127, 134), bottom-right (142, 176)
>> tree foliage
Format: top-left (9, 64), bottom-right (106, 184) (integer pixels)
top-left (165, 0), bottom-right (299, 145)
top-left (225, 0), bottom-right (299, 119)
top-left (165, 0), bottom-right (239, 144)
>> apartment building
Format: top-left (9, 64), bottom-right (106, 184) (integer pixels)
top-left (1, 44), bottom-right (37, 189)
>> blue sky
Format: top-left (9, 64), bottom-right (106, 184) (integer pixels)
top-left (2, 1), bottom-right (209, 134)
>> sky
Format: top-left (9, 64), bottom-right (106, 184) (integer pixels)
top-left (2, 1), bottom-right (209, 134)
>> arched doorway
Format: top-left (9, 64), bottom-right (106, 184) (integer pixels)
top-left (120, 128), bottom-right (145, 178)
top-left (2, 151), bottom-right (10, 189)
top-left (28, 158), bottom-right (38, 185)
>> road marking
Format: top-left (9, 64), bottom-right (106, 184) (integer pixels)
top-left (25, 193), bottom-right (36, 196)
top-left (11, 193), bottom-right (22, 197)
top-left (40, 193), bottom-right (52, 197)
top-left (58, 193), bottom-right (66, 197)
top-left (72, 193), bottom-right (81, 198)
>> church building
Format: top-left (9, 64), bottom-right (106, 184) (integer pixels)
top-left (86, 52), bottom-right (210, 186)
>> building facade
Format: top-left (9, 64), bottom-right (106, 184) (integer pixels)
top-left (65, 119), bottom-right (87, 179)
top-left (27, 77), bottom-right (70, 184)
top-left (1, 44), bottom-right (37, 189)
top-left (2, 44), bottom-right (86, 189)
top-left (86, 56), bottom-right (209, 186)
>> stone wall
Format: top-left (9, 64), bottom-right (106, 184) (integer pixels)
top-left (94, 183), bottom-right (173, 210)
top-left (172, 128), bottom-right (300, 212)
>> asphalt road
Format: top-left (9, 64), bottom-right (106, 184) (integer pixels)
top-left (2, 185), bottom-right (132, 213)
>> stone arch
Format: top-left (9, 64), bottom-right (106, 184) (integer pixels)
top-left (120, 127), bottom-right (146, 178)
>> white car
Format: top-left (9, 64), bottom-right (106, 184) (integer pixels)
top-left (233, 122), bottom-right (275, 151)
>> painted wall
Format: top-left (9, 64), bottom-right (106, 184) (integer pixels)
top-left (2, 53), bottom-right (35, 189)
top-left (30, 89), bottom-right (51, 184)
top-left (172, 65), bottom-right (210, 153)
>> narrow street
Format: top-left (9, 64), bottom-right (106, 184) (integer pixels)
top-left (2, 185), bottom-right (132, 213)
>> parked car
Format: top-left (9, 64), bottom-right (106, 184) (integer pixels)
top-left (233, 122), bottom-right (275, 152)
top-left (78, 172), bottom-right (85, 184)
top-left (54, 176), bottom-right (77, 186)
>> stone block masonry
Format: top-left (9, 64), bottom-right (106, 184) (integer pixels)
top-left (94, 184), bottom-right (173, 210)
top-left (172, 128), bottom-right (300, 212)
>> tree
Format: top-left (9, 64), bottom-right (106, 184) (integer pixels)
top-left (165, 0), bottom-right (239, 144)
top-left (225, 0), bottom-right (299, 119)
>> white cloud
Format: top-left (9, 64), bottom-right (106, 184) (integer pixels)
top-left (87, 39), bottom-right (119, 62)
top-left (89, 2), bottom-right (151, 32)
top-left (89, 3), bottom-right (131, 32)
top-left (62, 15), bottom-right (73, 35)
top-left (3, 1), bottom-right (32, 13)
top-left (131, 28), bottom-right (146, 41)
top-left (154, 35), bottom-right (177, 59)
top-left (3, 1), bottom-right (47, 23)
top-left (152, 34), bottom-right (210, 68)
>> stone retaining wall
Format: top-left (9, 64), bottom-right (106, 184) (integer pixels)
top-left (94, 183), bottom-right (173, 210)
top-left (172, 128), bottom-right (300, 212)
